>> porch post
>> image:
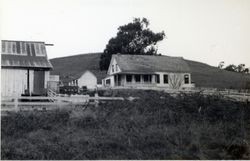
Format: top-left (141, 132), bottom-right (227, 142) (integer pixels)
top-left (152, 75), bottom-right (156, 84)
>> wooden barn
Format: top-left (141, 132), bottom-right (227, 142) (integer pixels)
top-left (103, 54), bottom-right (195, 89)
top-left (1, 40), bottom-right (53, 97)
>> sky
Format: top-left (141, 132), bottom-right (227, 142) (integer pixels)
top-left (1, 0), bottom-right (250, 67)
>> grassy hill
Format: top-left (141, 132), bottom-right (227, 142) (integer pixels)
top-left (50, 53), bottom-right (250, 89)
top-left (50, 53), bottom-right (106, 83)
top-left (186, 59), bottom-right (250, 89)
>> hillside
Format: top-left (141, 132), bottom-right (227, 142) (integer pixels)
top-left (50, 53), bottom-right (106, 83)
top-left (50, 53), bottom-right (250, 89)
top-left (186, 59), bottom-right (250, 89)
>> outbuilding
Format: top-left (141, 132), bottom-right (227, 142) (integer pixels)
top-left (1, 40), bottom-right (53, 96)
top-left (62, 70), bottom-right (105, 90)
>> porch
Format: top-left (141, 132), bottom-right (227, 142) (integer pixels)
top-left (113, 74), bottom-right (158, 87)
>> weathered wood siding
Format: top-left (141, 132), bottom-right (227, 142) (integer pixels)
top-left (1, 69), bottom-right (34, 96)
top-left (44, 71), bottom-right (50, 89)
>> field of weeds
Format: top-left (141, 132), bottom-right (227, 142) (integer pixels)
top-left (1, 89), bottom-right (250, 159)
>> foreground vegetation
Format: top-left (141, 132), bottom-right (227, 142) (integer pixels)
top-left (1, 90), bottom-right (250, 159)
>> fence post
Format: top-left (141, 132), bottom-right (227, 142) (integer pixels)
top-left (94, 93), bottom-right (99, 107)
top-left (14, 96), bottom-right (18, 112)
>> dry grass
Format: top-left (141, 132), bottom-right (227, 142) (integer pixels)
top-left (1, 89), bottom-right (250, 159)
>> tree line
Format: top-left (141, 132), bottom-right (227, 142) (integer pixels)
top-left (218, 61), bottom-right (249, 74)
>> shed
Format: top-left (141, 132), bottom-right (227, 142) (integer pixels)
top-left (1, 40), bottom-right (53, 96)
top-left (62, 70), bottom-right (105, 90)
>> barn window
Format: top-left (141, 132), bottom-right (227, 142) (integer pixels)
top-left (31, 44), bottom-right (36, 56)
top-left (135, 75), bottom-right (141, 82)
top-left (155, 74), bottom-right (160, 83)
top-left (26, 44), bottom-right (31, 56)
top-left (106, 79), bottom-right (111, 85)
top-left (164, 74), bottom-right (168, 84)
top-left (144, 75), bottom-right (152, 83)
top-left (7, 42), bottom-right (12, 53)
top-left (16, 42), bottom-right (21, 54)
top-left (2, 42), bottom-right (5, 53)
top-left (21, 42), bottom-right (26, 54)
top-left (126, 75), bottom-right (132, 82)
top-left (12, 43), bottom-right (16, 53)
top-left (184, 74), bottom-right (189, 84)
top-left (35, 44), bottom-right (40, 55)
top-left (112, 65), bottom-right (114, 73)
top-left (40, 45), bottom-right (46, 55)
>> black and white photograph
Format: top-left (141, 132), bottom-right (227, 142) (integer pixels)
top-left (1, 0), bottom-right (250, 160)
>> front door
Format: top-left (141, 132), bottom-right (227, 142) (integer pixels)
top-left (33, 70), bottom-right (45, 95)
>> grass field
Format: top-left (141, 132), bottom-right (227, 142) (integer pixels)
top-left (1, 89), bottom-right (250, 159)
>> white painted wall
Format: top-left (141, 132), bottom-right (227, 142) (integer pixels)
top-left (155, 72), bottom-right (192, 88)
top-left (107, 58), bottom-right (121, 75)
top-left (103, 75), bottom-right (114, 87)
top-left (1, 68), bottom-right (34, 96)
top-left (77, 71), bottom-right (97, 89)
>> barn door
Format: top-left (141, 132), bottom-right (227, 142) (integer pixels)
top-left (33, 70), bottom-right (45, 95)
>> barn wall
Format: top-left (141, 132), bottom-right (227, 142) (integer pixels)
top-left (1, 68), bottom-right (34, 97)
top-left (78, 71), bottom-right (97, 89)
top-left (44, 71), bottom-right (50, 88)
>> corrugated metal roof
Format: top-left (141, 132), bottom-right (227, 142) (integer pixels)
top-left (113, 54), bottom-right (191, 73)
top-left (1, 55), bottom-right (53, 69)
top-left (1, 40), bottom-right (53, 69)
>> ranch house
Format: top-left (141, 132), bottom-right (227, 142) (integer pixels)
top-left (1, 40), bottom-right (53, 97)
top-left (103, 54), bottom-right (194, 89)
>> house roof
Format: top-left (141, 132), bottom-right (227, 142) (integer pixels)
top-left (112, 54), bottom-right (191, 73)
top-left (1, 40), bottom-right (53, 69)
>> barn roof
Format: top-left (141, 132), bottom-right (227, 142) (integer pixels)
top-left (113, 54), bottom-right (191, 73)
top-left (1, 40), bottom-right (53, 69)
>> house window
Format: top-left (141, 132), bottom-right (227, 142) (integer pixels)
top-left (143, 75), bottom-right (152, 83)
top-left (112, 65), bottom-right (114, 73)
top-left (163, 74), bottom-right (168, 84)
top-left (116, 64), bottom-right (118, 71)
top-left (135, 75), bottom-right (141, 82)
top-left (126, 75), bottom-right (132, 82)
top-left (106, 79), bottom-right (111, 85)
top-left (155, 74), bottom-right (160, 83)
top-left (184, 74), bottom-right (189, 84)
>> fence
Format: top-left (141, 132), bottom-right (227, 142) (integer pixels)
top-left (1, 94), bottom-right (125, 113)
